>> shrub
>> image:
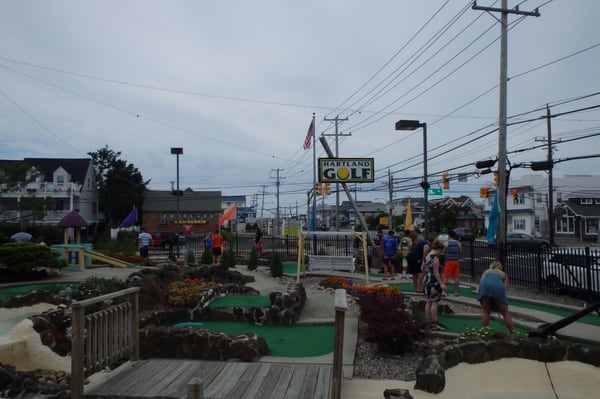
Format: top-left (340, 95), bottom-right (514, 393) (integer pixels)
top-left (166, 278), bottom-right (214, 307)
top-left (247, 247), bottom-right (258, 271)
top-left (168, 249), bottom-right (176, 262)
top-left (357, 295), bottom-right (424, 355)
top-left (220, 247), bottom-right (235, 269)
top-left (73, 276), bottom-right (128, 300)
top-left (185, 249), bottom-right (196, 266)
top-left (200, 247), bottom-right (213, 265)
top-left (270, 252), bottom-right (283, 277)
top-left (319, 277), bottom-right (403, 298)
top-left (0, 243), bottom-right (66, 273)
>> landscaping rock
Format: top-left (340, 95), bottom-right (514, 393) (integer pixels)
top-left (384, 388), bottom-right (414, 399)
top-left (139, 326), bottom-right (269, 361)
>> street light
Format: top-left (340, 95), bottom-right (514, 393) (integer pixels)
top-left (395, 119), bottom-right (428, 237)
top-left (170, 147), bottom-right (183, 257)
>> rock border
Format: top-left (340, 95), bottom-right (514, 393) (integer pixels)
top-left (415, 337), bottom-right (600, 393)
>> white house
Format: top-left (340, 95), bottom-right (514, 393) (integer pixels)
top-left (0, 158), bottom-right (100, 225)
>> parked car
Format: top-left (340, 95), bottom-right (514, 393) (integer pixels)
top-left (453, 227), bottom-right (475, 242)
top-left (541, 251), bottom-right (600, 296)
top-left (505, 233), bottom-right (550, 250)
top-left (151, 232), bottom-right (184, 249)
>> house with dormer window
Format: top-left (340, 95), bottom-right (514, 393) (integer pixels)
top-left (0, 158), bottom-right (100, 225)
top-left (555, 192), bottom-right (600, 243)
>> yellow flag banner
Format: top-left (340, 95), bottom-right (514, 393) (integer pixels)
top-left (405, 198), bottom-right (413, 230)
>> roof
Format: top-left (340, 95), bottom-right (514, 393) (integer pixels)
top-left (58, 209), bottom-right (89, 227)
top-left (143, 190), bottom-right (222, 212)
top-left (560, 199), bottom-right (600, 218)
top-left (0, 158), bottom-right (92, 184)
top-left (24, 158), bottom-right (92, 183)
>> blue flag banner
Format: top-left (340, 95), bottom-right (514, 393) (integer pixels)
top-left (119, 207), bottom-right (138, 228)
top-left (486, 191), bottom-right (499, 244)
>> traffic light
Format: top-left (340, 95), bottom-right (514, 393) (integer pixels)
top-left (442, 172), bottom-right (449, 190)
top-left (493, 171), bottom-right (499, 187)
top-left (316, 182), bottom-right (322, 195)
top-left (324, 182), bottom-right (331, 195)
top-left (512, 189), bottom-right (518, 203)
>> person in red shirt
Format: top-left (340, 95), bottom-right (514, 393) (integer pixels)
top-left (211, 229), bottom-right (225, 265)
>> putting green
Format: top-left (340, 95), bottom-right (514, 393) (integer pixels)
top-left (0, 283), bottom-right (74, 300)
top-left (192, 321), bottom-right (334, 357)
top-left (208, 295), bottom-right (271, 308)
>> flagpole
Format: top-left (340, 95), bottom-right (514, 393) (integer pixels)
top-left (311, 113), bottom-right (316, 232)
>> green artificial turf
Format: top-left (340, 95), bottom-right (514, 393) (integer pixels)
top-left (181, 321), bottom-right (335, 357)
top-left (0, 283), bottom-right (74, 300)
top-left (208, 295), bottom-right (271, 308)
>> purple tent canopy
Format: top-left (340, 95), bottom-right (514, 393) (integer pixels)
top-left (58, 209), bottom-right (89, 228)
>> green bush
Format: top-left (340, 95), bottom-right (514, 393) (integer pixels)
top-left (185, 249), bottom-right (196, 265)
top-left (270, 252), bottom-right (283, 277)
top-left (95, 230), bottom-right (137, 255)
top-left (200, 247), bottom-right (213, 265)
top-left (247, 246), bottom-right (258, 271)
top-left (168, 249), bottom-right (176, 262)
top-left (220, 247), bottom-right (235, 269)
top-left (0, 243), bottom-right (66, 272)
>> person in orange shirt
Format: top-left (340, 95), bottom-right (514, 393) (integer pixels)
top-left (211, 229), bottom-right (225, 265)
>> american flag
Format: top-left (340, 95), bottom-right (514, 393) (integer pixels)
top-left (303, 118), bottom-right (315, 150)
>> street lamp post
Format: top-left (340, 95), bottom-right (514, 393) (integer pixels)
top-left (170, 147), bottom-right (183, 258)
top-left (395, 120), bottom-right (428, 237)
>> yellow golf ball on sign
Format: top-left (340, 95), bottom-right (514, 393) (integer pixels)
top-left (337, 167), bottom-right (350, 179)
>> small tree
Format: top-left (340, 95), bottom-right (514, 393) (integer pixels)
top-left (247, 246), bottom-right (258, 271)
top-left (200, 247), bottom-right (213, 265)
top-left (220, 247), bottom-right (235, 269)
top-left (168, 250), bottom-right (176, 262)
top-left (185, 249), bottom-right (196, 266)
top-left (270, 252), bottom-right (283, 277)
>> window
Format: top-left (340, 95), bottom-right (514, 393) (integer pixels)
top-left (556, 215), bottom-right (574, 233)
top-left (581, 198), bottom-right (593, 205)
top-left (586, 219), bottom-right (599, 235)
top-left (513, 219), bottom-right (526, 230)
top-left (56, 175), bottom-right (65, 186)
top-left (515, 193), bottom-right (524, 205)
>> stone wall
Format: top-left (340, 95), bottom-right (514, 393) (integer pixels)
top-left (140, 282), bottom-right (307, 327)
top-left (139, 327), bottom-right (269, 361)
top-left (415, 338), bottom-right (600, 393)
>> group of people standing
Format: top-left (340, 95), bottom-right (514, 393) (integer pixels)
top-left (380, 227), bottom-right (514, 333)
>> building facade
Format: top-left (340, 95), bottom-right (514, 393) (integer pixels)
top-left (0, 158), bottom-right (100, 226)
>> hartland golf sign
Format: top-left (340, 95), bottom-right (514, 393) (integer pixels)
top-left (318, 158), bottom-right (375, 183)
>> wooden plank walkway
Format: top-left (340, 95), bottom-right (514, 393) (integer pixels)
top-left (84, 358), bottom-right (332, 399)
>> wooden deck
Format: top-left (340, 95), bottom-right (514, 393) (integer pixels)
top-left (84, 358), bottom-right (332, 399)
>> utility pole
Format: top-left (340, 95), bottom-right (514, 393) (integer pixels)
top-left (546, 105), bottom-right (555, 245)
top-left (271, 169), bottom-right (285, 236)
top-left (473, 0), bottom-right (540, 258)
top-left (323, 115), bottom-right (349, 231)
top-left (388, 170), bottom-right (393, 230)
top-left (535, 105), bottom-right (559, 244)
top-left (259, 185), bottom-right (267, 227)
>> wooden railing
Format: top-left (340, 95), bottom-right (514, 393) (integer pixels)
top-left (70, 287), bottom-right (140, 399)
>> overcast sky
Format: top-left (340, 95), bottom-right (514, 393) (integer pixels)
top-left (1, 0), bottom-right (599, 216)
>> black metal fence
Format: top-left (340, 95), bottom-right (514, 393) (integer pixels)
top-left (152, 234), bottom-right (599, 299)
